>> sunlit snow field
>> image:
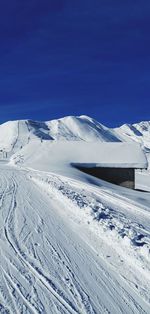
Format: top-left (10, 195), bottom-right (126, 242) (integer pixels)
top-left (0, 116), bottom-right (150, 313)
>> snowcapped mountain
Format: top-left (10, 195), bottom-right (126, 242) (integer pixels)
top-left (0, 115), bottom-right (150, 156)
top-left (46, 115), bottom-right (121, 142)
top-left (0, 115), bottom-right (121, 155)
top-left (0, 120), bottom-right (53, 153)
top-left (114, 121), bottom-right (150, 150)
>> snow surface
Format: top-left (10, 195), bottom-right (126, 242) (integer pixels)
top-left (115, 121), bottom-right (150, 151)
top-left (0, 115), bottom-right (149, 156)
top-left (0, 115), bottom-right (150, 313)
top-left (0, 116), bottom-right (121, 156)
top-left (10, 140), bottom-right (147, 170)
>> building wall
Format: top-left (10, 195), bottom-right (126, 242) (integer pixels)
top-left (76, 166), bottom-right (135, 189)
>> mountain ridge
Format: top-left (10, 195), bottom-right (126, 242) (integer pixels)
top-left (0, 115), bottom-right (150, 155)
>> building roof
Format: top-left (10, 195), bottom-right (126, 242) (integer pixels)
top-left (15, 140), bottom-right (148, 172)
top-left (58, 142), bottom-right (148, 169)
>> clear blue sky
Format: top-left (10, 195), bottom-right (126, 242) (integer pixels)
top-left (0, 0), bottom-right (150, 126)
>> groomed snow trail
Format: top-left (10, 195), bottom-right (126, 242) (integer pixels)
top-left (0, 164), bottom-right (150, 313)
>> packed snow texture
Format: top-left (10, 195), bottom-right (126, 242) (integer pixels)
top-left (0, 115), bottom-right (150, 313)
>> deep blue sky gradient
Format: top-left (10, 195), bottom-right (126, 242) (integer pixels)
top-left (0, 0), bottom-right (150, 126)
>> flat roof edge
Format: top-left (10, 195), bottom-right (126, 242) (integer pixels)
top-left (72, 162), bottom-right (148, 169)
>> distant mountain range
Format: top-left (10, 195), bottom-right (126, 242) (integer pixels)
top-left (0, 115), bottom-right (150, 155)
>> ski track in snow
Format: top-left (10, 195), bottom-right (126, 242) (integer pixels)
top-left (0, 164), bottom-right (150, 313)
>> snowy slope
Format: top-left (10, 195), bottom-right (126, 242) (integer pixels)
top-left (0, 115), bottom-right (150, 156)
top-left (0, 115), bottom-right (150, 313)
top-left (0, 162), bottom-right (150, 313)
top-left (10, 141), bottom-right (147, 172)
top-left (0, 120), bottom-right (53, 154)
top-left (114, 121), bottom-right (150, 150)
top-left (0, 115), bottom-right (121, 156)
top-left (45, 115), bottom-right (121, 142)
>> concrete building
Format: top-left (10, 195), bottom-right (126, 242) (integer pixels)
top-left (70, 142), bottom-right (148, 189)
top-left (27, 141), bottom-right (147, 190)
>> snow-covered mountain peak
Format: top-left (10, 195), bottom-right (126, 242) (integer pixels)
top-left (0, 115), bottom-right (150, 155)
top-left (46, 115), bottom-right (121, 142)
top-left (114, 120), bottom-right (150, 150)
top-left (133, 121), bottom-right (150, 133)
